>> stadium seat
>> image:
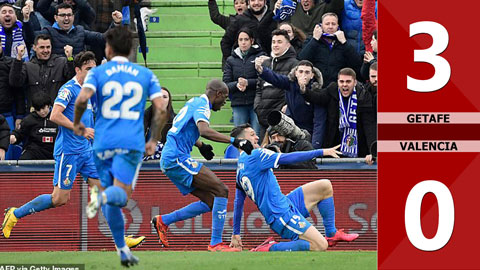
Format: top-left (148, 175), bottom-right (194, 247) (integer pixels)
top-left (224, 145), bottom-right (239, 159)
top-left (9, 145), bottom-right (23, 160)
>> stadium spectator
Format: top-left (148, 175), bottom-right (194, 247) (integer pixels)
top-left (298, 12), bottom-right (361, 86)
top-left (220, 0), bottom-right (277, 63)
top-left (0, 39), bottom-right (25, 134)
top-left (287, 0), bottom-right (343, 36)
top-left (229, 124), bottom-right (358, 251)
top-left (13, 0), bottom-right (42, 31)
top-left (301, 67), bottom-right (376, 158)
top-left (364, 61), bottom-right (376, 165)
top-left (0, 114), bottom-right (10, 160)
top-left (360, 28), bottom-right (376, 82)
top-left (143, 86), bottom-right (175, 161)
top-left (254, 29), bottom-right (298, 141)
top-left (0, 3), bottom-right (34, 60)
top-left (87, 0), bottom-right (116, 32)
top-left (278, 21), bottom-right (305, 56)
top-left (341, 0), bottom-right (371, 55)
top-left (255, 59), bottom-right (326, 148)
top-left (263, 125), bottom-right (317, 169)
top-left (10, 91), bottom-right (57, 160)
top-left (223, 27), bottom-right (264, 135)
top-left (208, 0), bottom-right (247, 30)
top-left (37, 0), bottom-right (95, 30)
top-left (9, 34), bottom-right (75, 112)
top-left (35, 3), bottom-right (122, 57)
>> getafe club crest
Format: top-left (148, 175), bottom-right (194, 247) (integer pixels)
top-left (63, 178), bottom-right (71, 186)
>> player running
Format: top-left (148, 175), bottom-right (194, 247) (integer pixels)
top-left (229, 124), bottom-right (359, 251)
top-left (73, 27), bottom-right (167, 267)
top-left (152, 79), bottom-right (254, 252)
top-left (1, 51), bottom-right (145, 249)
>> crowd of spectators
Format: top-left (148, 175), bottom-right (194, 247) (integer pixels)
top-left (214, 0), bottom-right (377, 163)
top-left (0, 0), bottom-right (378, 164)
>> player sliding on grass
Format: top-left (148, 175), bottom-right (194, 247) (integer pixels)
top-left (152, 79), bottom-right (254, 252)
top-left (1, 51), bottom-right (146, 250)
top-left (229, 124), bottom-right (359, 251)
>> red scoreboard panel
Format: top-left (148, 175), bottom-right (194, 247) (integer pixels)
top-left (379, 1), bottom-right (480, 269)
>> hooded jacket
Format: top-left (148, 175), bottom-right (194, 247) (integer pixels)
top-left (259, 64), bottom-right (326, 148)
top-left (223, 44), bottom-right (266, 107)
top-left (254, 46), bottom-right (298, 127)
top-left (288, 0), bottom-right (344, 36)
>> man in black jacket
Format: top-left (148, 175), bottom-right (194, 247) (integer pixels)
top-left (301, 67), bottom-right (376, 160)
top-left (0, 115), bottom-right (10, 160)
top-left (10, 91), bottom-right (57, 160)
top-left (254, 29), bottom-right (298, 141)
top-left (298, 12), bottom-right (362, 86)
top-left (37, 0), bottom-right (95, 30)
top-left (208, 0), bottom-right (247, 30)
top-left (9, 34), bottom-right (74, 111)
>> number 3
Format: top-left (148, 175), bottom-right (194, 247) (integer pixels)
top-left (408, 21), bottom-right (451, 92)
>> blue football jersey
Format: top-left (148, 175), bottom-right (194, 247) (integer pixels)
top-left (83, 56), bottom-right (162, 152)
top-left (161, 94), bottom-right (211, 164)
top-left (53, 77), bottom-right (94, 155)
top-left (236, 148), bottom-right (292, 224)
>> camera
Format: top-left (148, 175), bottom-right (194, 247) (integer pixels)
top-left (267, 110), bottom-right (310, 141)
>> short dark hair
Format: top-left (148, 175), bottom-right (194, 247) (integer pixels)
top-left (0, 3), bottom-right (14, 11)
top-left (271, 29), bottom-right (290, 43)
top-left (237, 27), bottom-right (255, 41)
top-left (297, 60), bottom-right (313, 69)
top-left (105, 26), bottom-right (133, 56)
top-left (372, 29), bottom-right (377, 40)
top-left (31, 91), bottom-right (52, 111)
top-left (34, 34), bottom-right (51, 45)
top-left (55, 3), bottom-right (73, 15)
top-left (370, 62), bottom-right (377, 71)
top-left (338, 67), bottom-right (356, 78)
top-left (74, 51), bottom-right (96, 68)
top-left (230, 123), bottom-right (252, 138)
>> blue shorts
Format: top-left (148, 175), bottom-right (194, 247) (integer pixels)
top-left (94, 149), bottom-right (143, 189)
top-left (269, 187), bottom-right (312, 240)
top-left (160, 156), bottom-right (203, 195)
top-left (53, 151), bottom-right (99, 190)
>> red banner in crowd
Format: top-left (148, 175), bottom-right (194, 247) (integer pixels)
top-left (0, 170), bottom-right (376, 251)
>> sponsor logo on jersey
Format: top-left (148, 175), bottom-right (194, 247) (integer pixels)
top-left (57, 88), bottom-right (71, 101)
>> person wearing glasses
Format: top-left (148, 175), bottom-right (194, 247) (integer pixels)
top-left (34, 3), bottom-right (122, 58)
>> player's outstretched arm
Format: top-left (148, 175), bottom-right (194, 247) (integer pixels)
top-left (197, 121), bottom-right (253, 154)
top-left (230, 188), bottom-right (246, 250)
top-left (195, 139), bottom-right (215, 160)
top-left (277, 145), bottom-right (341, 165)
top-left (146, 97), bottom-right (168, 156)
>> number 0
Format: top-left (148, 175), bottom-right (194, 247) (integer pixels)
top-left (407, 21), bottom-right (451, 92)
top-left (405, 180), bottom-right (454, 251)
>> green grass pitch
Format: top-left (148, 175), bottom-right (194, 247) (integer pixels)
top-left (0, 251), bottom-right (376, 270)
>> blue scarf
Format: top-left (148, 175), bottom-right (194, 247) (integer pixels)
top-left (273, 0), bottom-right (297, 21)
top-left (338, 88), bottom-right (358, 157)
top-left (0, 21), bottom-right (28, 61)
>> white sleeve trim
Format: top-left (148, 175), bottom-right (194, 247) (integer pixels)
top-left (274, 153), bottom-right (282, 168)
top-left (150, 92), bottom-right (163, 100)
top-left (83, 83), bottom-right (97, 93)
top-left (54, 102), bottom-right (67, 108)
top-left (196, 118), bottom-right (210, 125)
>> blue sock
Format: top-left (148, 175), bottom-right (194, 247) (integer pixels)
top-left (104, 204), bottom-right (126, 248)
top-left (162, 201), bottom-right (210, 226)
top-left (102, 186), bottom-right (127, 207)
top-left (270, 240), bottom-right (310, 251)
top-left (210, 197), bottom-right (227, 246)
top-left (14, 194), bottom-right (53, 218)
top-left (318, 197), bottom-right (336, 237)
